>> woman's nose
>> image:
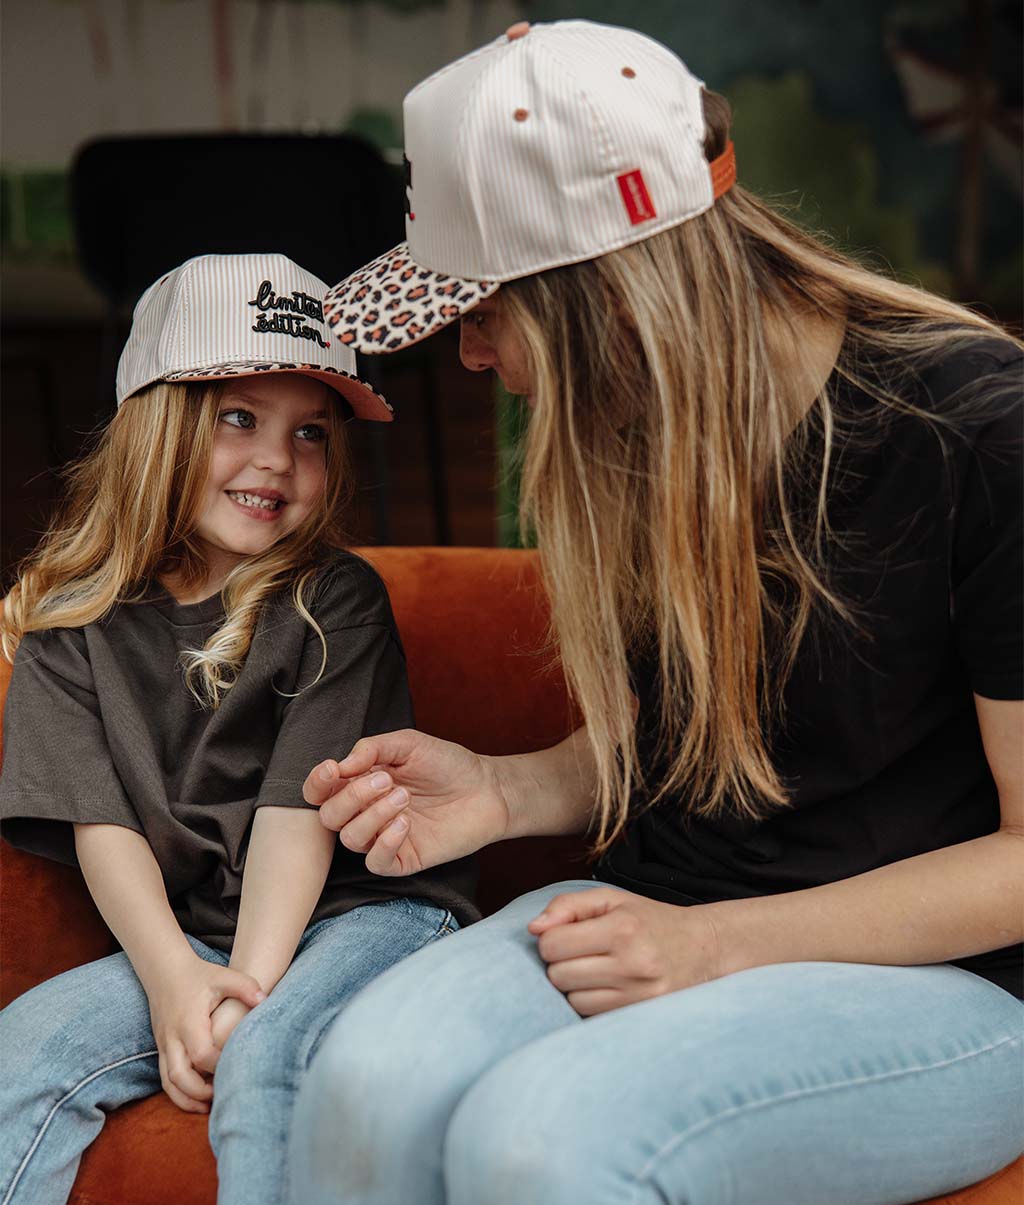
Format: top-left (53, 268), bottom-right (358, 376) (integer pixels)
top-left (459, 323), bottom-right (496, 373)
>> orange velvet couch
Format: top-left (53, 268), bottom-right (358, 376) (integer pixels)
top-left (0, 546), bottom-right (1019, 1205)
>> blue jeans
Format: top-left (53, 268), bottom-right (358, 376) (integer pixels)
top-left (291, 882), bottom-right (1024, 1205)
top-left (0, 898), bottom-right (458, 1205)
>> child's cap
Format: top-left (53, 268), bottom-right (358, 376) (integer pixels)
top-left (323, 19), bottom-right (736, 355)
top-left (117, 253), bottom-right (393, 420)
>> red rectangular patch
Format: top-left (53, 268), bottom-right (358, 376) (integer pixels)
top-left (616, 169), bottom-right (657, 225)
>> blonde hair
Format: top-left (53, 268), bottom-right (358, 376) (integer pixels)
top-left (502, 90), bottom-right (1022, 854)
top-left (1, 379), bottom-right (353, 707)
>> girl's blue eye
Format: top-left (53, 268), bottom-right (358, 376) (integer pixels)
top-left (220, 409), bottom-right (255, 429)
top-left (295, 424), bottom-right (326, 442)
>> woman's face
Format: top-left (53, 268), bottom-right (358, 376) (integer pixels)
top-left (459, 295), bottom-right (534, 402)
top-left (194, 375), bottom-right (331, 579)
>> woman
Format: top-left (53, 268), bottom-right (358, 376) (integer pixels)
top-left (292, 20), bottom-right (1022, 1205)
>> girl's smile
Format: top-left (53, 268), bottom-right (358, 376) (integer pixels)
top-left (225, 487), bottom-right (288, 520)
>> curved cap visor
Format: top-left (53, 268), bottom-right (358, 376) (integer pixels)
top-left (162, 361), bottom-right (393, 421)
top-left (323, 244), bottom-right (499, 355)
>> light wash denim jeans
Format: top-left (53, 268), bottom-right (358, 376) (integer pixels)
top-left (0, 897), bottom-right (458, 1205)
top-left (291, 881), bottom-right (1024, 1205)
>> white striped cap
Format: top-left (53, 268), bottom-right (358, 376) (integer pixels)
top-left (324, 19), bottom-right (736, 354)
top-left (117, 252), bottom-right (393, 421)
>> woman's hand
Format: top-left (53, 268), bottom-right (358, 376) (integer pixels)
top-left (303, 730), bottom-right (511, 875)
top-left (145, 954), bottom-right (265, 1113)
top-left (528, 887), bottom-right (723, 1017)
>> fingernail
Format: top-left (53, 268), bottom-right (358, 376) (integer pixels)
top-left (386, 788), bottom-right (408, 809)
top-left (318, 765), bottom-right (334, 782)
top-left (370, 771), bottom-right (391, 790)
top-left (255, 990), bottom-right (266, 1002)
top-left (389, 815), bottom-right (409, 832)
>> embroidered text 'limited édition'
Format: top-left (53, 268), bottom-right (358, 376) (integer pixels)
top-left (248, 280), bottom-right (331, 349)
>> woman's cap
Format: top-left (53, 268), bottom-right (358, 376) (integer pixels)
top-left (117, 252), bottom-right (394, 420)
top-left (323, 19), bottom-right (736, 355)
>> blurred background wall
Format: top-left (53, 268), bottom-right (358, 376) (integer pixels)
top-left (2, 0), bottom-right (1021, 577)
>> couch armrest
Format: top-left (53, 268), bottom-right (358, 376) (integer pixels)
top-left (0, 840), bottom-right (114, 1007)
top-left (0, 654), bottom-right (114, 1006)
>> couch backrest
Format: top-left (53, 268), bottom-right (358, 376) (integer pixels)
top-left (357, 546), bottom-right (577, 755)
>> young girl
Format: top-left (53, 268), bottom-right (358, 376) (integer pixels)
top-left (290, 21), bottom-right (1022, 1205)
top-left (0, 252), bottom-right (477, 1205)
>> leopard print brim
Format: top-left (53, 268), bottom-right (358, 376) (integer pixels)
top-left (323, 242), bottom-right (499, 355)
top-left (164, 362), bottom-right (394, 422)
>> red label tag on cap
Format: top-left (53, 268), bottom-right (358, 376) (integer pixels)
top-left (617, 169), bottom-right (656, 225)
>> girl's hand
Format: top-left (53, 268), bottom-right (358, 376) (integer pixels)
top-left (303, 730), bottom-right (510, 876)
top-left (210, 997), bottom-right (253, 1051)
top-left (145, 954), bottom-right (265, 1113)
top-left (528, 888), bottom-right (724, 1017)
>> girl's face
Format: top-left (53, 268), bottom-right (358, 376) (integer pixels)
top-left (195, 375), bottom-right (331, 580)
top-left (459, 295), bottom-right (534, 403)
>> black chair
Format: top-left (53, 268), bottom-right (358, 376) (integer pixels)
top-left (69, 133), bottom-right (451, 544)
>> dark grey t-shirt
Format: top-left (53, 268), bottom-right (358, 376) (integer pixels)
top-left (0, 552), bottom-right (478, 950)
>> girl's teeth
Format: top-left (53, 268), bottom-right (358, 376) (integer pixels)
top-left (230, 491), bottom-right (280, 510)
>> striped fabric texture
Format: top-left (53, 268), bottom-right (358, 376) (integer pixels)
top-left (324, 19), bottom-right (731, 354)
top-left (117, 253), bottom-right (393, 421)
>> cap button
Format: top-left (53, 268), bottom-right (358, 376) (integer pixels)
top-left (506, 21), bottom-right (530, 41)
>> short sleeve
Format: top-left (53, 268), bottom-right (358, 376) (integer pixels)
top-left (0, 628), bottom-right (143, 865)
top-left (951, 358), bottom-right (1023, 700)
top-left (255, 558), bottom-right (414, 807)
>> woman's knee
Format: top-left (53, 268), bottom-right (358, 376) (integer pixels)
top-left (444, 1049), bottom-right (602, 1205)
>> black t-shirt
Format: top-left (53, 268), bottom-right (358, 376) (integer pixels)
top-left (598, 337), bottom-right (1023, 997)
top-left (1, 552), bottom-right (479, 950)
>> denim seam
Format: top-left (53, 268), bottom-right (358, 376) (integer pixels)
top-left (433, 910), bottom-right (457, 939)
top-left (627, 1032), bottom-right (1022, 1205)
top-left (1, 1049), bottom-right (158, 1205)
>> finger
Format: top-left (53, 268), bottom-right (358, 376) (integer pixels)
top-left (566, 988), bottom-right (625, 1018)
top-left (303, 758), bottom-right (342, 804)
top-left (160, 1059), bottom-right (208, 1114)
top-left (336, 730), bottom-right (415, 778)
top-left (338, 787), bottom-right (409, 853)
top-left (164, 1078), bottom-right (210, 1113)
top-left (188, 1030), bottom-right (221, 1076)
top-left (363, 813), bottom-right (411, 876)
top-left (536, 913), bottom-right (621, 964)
top-left (211, 969), bottom-right (266, 1010)
top-left (545, 954), bottom-right (621, 994)
top-left (165, 1038), bottom-right (214, 1105)
top-left (318, 772), bottom-right (400, 833)
top-left (528, 889), bottom-right (621, 935)
top-left (304, 731), bottom-right (416, 805)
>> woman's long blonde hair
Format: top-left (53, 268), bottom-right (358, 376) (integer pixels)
top-left (502, 90), bottom-right (1022, 854)
top-left (1, 379), bottom-right (353, 707)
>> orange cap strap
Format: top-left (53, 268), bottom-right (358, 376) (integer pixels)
top-left (710, 140), bottom-right (736, 200)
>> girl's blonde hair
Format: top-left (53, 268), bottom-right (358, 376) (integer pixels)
top-left (1, 379), bottom-right (352, 707)
top-left (502, 90), bottom-right (1022, 854)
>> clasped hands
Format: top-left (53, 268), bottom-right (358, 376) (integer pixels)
top-left (144, 953), bottom-right (265, 1113)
